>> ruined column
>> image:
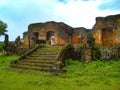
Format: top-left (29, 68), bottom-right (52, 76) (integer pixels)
top-left (4, 34), bottom-right (9, 53)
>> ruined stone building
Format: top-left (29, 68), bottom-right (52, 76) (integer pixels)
top-left (23, 21), bottom-right (90, 46)
top-left (23, 14), bottom-right (120, 46)
top-left (92, 14), bottom-right (120, 46)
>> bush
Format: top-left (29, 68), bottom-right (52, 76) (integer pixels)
top-left (0, 42), bottom-right (5, 51)
top-left (74, 44), bottom-right (85, 61)
top-left (92, 43), bottom-right (101, 60)
top-left (57, 44), bottom-right (75, 65)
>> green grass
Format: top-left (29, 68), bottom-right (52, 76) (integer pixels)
top-left (0, 53), bottom-right (120, 90)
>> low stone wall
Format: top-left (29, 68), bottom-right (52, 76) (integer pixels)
top-left (100, 46), bottom-right (120, 60)
top-left (58, 44), bottom-right (120, 65)
top-left (10, 45), bottom-right (41, 64)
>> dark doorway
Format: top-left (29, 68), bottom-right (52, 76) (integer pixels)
top-left (31, 32), bottom-right (39, 44)
top-left (46, 31), bottom-right (55, 40)
top-left (102, 27), bottom-right (114, 46)
top-left (32, 32), bottom-right (46, 44)
top-left (33, 32), bottom-right (39, 38)
top-left (46, 31), bottom-right (55, 44)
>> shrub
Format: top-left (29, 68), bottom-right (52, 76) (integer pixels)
top-left (74, 44), bottom-right (85, 61)
top-left (57, 44), bottom-right (75, 65)
top-left (0, 42), bottom-right (5, 51)
top-left (92, 43), bottom-right (101, 60)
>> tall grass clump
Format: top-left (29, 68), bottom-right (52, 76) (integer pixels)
top-left (0, 42), bottom-right (5, 52)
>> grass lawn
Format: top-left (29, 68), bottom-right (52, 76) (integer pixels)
top-left (0, 53), bottom-right (120, 90)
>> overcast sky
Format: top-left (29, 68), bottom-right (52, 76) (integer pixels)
top-left (0, 0), bottom-right (120, 41)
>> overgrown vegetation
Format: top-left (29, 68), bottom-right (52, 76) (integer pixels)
top-left (0, 42), bottom-right (5, 51)
top-left (58, 44), bottom-right (120, 65)
top-left (0, 54), bottom-right (120, 90)
top-left (57, 43), bottom-right (102, 64)
top-left (92, 43), bottom-right (101, 60)
top-left (99, 45), bottom-right (120, 60)
top-left (0, 20), bottom-right (7, 36)
top-left (57, 44), bottom-right (75, 64)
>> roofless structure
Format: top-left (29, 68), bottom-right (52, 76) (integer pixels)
top-left (23, 14), bottom-right (120, 46)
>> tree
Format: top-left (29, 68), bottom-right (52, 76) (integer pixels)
top-left (0, 20), bottom-right (7, 36)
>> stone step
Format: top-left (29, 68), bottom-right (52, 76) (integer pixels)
top-left (11, 64), bottom-right (53, 71)
top-left (85, 50), bottom-right (92, 52)
top-left (36, 49), bottom-right (59, 52)
top-left (38, 47), bottom-right (60, 49)
top-left (18, 62), bottom-right (54, 68)
top-left (32, 52), bottom-right (58, 55)
top-left (21, 59), bottom-right (56, 64)
top-left (40, 47), bottom-right (60, 50)
top-left (40, 46), bottom-right (59, 48)
top-left (10, 45), bottom-right (62, 73)
top-left (85, 52), bottom-right (91, 55)
top-left (29, 54), bottom-right (57, 57)
top-left (26, 56), bottom-right (56, 60)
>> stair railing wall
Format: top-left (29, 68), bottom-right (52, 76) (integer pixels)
top-left (10, 45), bottom-right (41, 64)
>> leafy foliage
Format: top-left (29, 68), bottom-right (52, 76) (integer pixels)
top-left (57, 44), bottom-right (75, 65)
top-left (0, 42), bottom-right (5, 51)
top-left (74, 44), bottom-right (85, 61)
top-left (0, 20), bottom-right (7, 36)
top-left (92, 43), bottom-right (101, 60)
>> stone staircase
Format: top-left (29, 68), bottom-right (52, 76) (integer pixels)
top-left (10, 45), bottom-right (63, 73)
top-left (84, 46), bottom-right (92, 62)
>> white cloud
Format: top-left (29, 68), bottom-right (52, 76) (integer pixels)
top-left (53, 0), bottom-right (120, 28)
top-left (0, 0), bottom-right (120, 41)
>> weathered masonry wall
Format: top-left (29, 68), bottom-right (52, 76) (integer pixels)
top-left (92, 14), bottom-right (120, 46)
top-left (23, 14), bottom-right (120, 46)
